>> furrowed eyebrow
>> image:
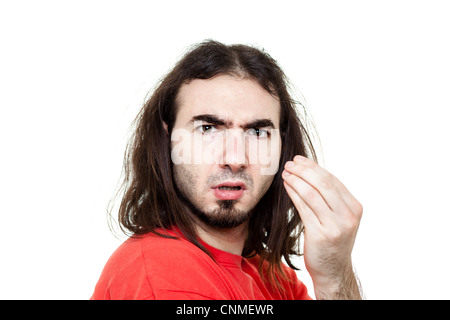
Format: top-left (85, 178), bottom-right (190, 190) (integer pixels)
top-left (191, 114), bottom-right (228, 126)
top-left (190, 114), bottom-right (275, 129)
top-left (243, 119), bottom-right (275, 130)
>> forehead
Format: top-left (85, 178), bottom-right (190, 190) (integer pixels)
top-left (175, 74), bottom-right (280, 127)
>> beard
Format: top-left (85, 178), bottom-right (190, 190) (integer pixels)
top-left (179, 192), bottom-right (253, 229)
top-left (173, 165), bottom-right (255, 229)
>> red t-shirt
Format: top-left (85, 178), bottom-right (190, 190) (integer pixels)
top-left (91, 228), bottom-right (311, 300)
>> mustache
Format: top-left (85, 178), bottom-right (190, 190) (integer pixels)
top-left (206, 169), bottom-right (254, 189)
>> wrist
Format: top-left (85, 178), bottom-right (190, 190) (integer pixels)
top-left (312, 264), bottom-right (362, 300)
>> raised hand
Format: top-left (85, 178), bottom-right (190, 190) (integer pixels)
top-left (282, 155), bottom-right (363, 300)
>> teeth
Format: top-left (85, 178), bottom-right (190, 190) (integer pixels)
top-left (218, 186), bottom-right (241, 190)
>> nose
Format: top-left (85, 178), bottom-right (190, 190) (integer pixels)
top-left (219, 129), bottom-right (248, 172)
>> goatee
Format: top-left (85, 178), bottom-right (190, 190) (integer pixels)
top-left (178, 191), bottom-right (253, 229)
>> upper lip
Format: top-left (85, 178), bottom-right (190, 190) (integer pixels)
top-left (212, 181), bottom-right (247, 190)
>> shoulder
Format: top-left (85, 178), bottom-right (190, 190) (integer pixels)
top-left (91, 234), bottom-right (154, 300)
top-left (92, 231), bottom-right (231, 300)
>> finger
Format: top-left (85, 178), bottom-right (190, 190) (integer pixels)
top-left (283, 170), bottom-right (333, 225)
top-left (295, 156), bottom-right (362, 215)
top-left (283, 180), bottom-right (320, 227)
top-left (284, 157), bottom-right (351, 215)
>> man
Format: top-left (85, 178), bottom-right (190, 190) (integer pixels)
top-left (92, 40), bottom-right (363, 300)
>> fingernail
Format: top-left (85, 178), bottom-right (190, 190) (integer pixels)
top-left (285, 161), bottom-right (295, 168)
top-left (282, 170), bottom-right (290, 176)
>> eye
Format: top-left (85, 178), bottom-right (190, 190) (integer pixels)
top-left (247, 128), bottom-right (269, 138)
top-left (197, 124), bottom-right (218, 134)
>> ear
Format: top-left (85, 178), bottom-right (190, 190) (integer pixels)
top-left (163, 121), bottom-right (169, 135)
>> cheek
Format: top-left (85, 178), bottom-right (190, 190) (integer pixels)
top-left (260, 174), bottom-right (276, 194)
top-left (248, 135), bottom-right (282, 176)
top-left (173, 163), bottom-right (212, 200)
top-left (196, 135), bottom-right (217, 165)
top-left (249, 170), bottom-right (275, 199)
top-left (170, 130), bottom-right (216, 166)
top-left (170, 129), bottom-right (194, 165)
top-left (182, 133), bottom-right (223, 166)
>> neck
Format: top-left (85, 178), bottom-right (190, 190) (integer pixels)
top-left (195, 220), bottom-right (249, 256)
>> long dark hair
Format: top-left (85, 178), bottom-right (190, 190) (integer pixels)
top-left (111, 40), bottom-right (317, 286)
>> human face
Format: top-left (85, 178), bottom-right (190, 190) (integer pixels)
top-left (170, 74), bottom-right (282, 229)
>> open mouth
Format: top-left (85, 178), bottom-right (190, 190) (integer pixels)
top-left (217, 186), bottom-right (242, 191)
top-left (212, 182), bottom-right (246, 200)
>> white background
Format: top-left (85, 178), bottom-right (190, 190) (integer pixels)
top-left (1, 0), bottom-right (449, 299)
